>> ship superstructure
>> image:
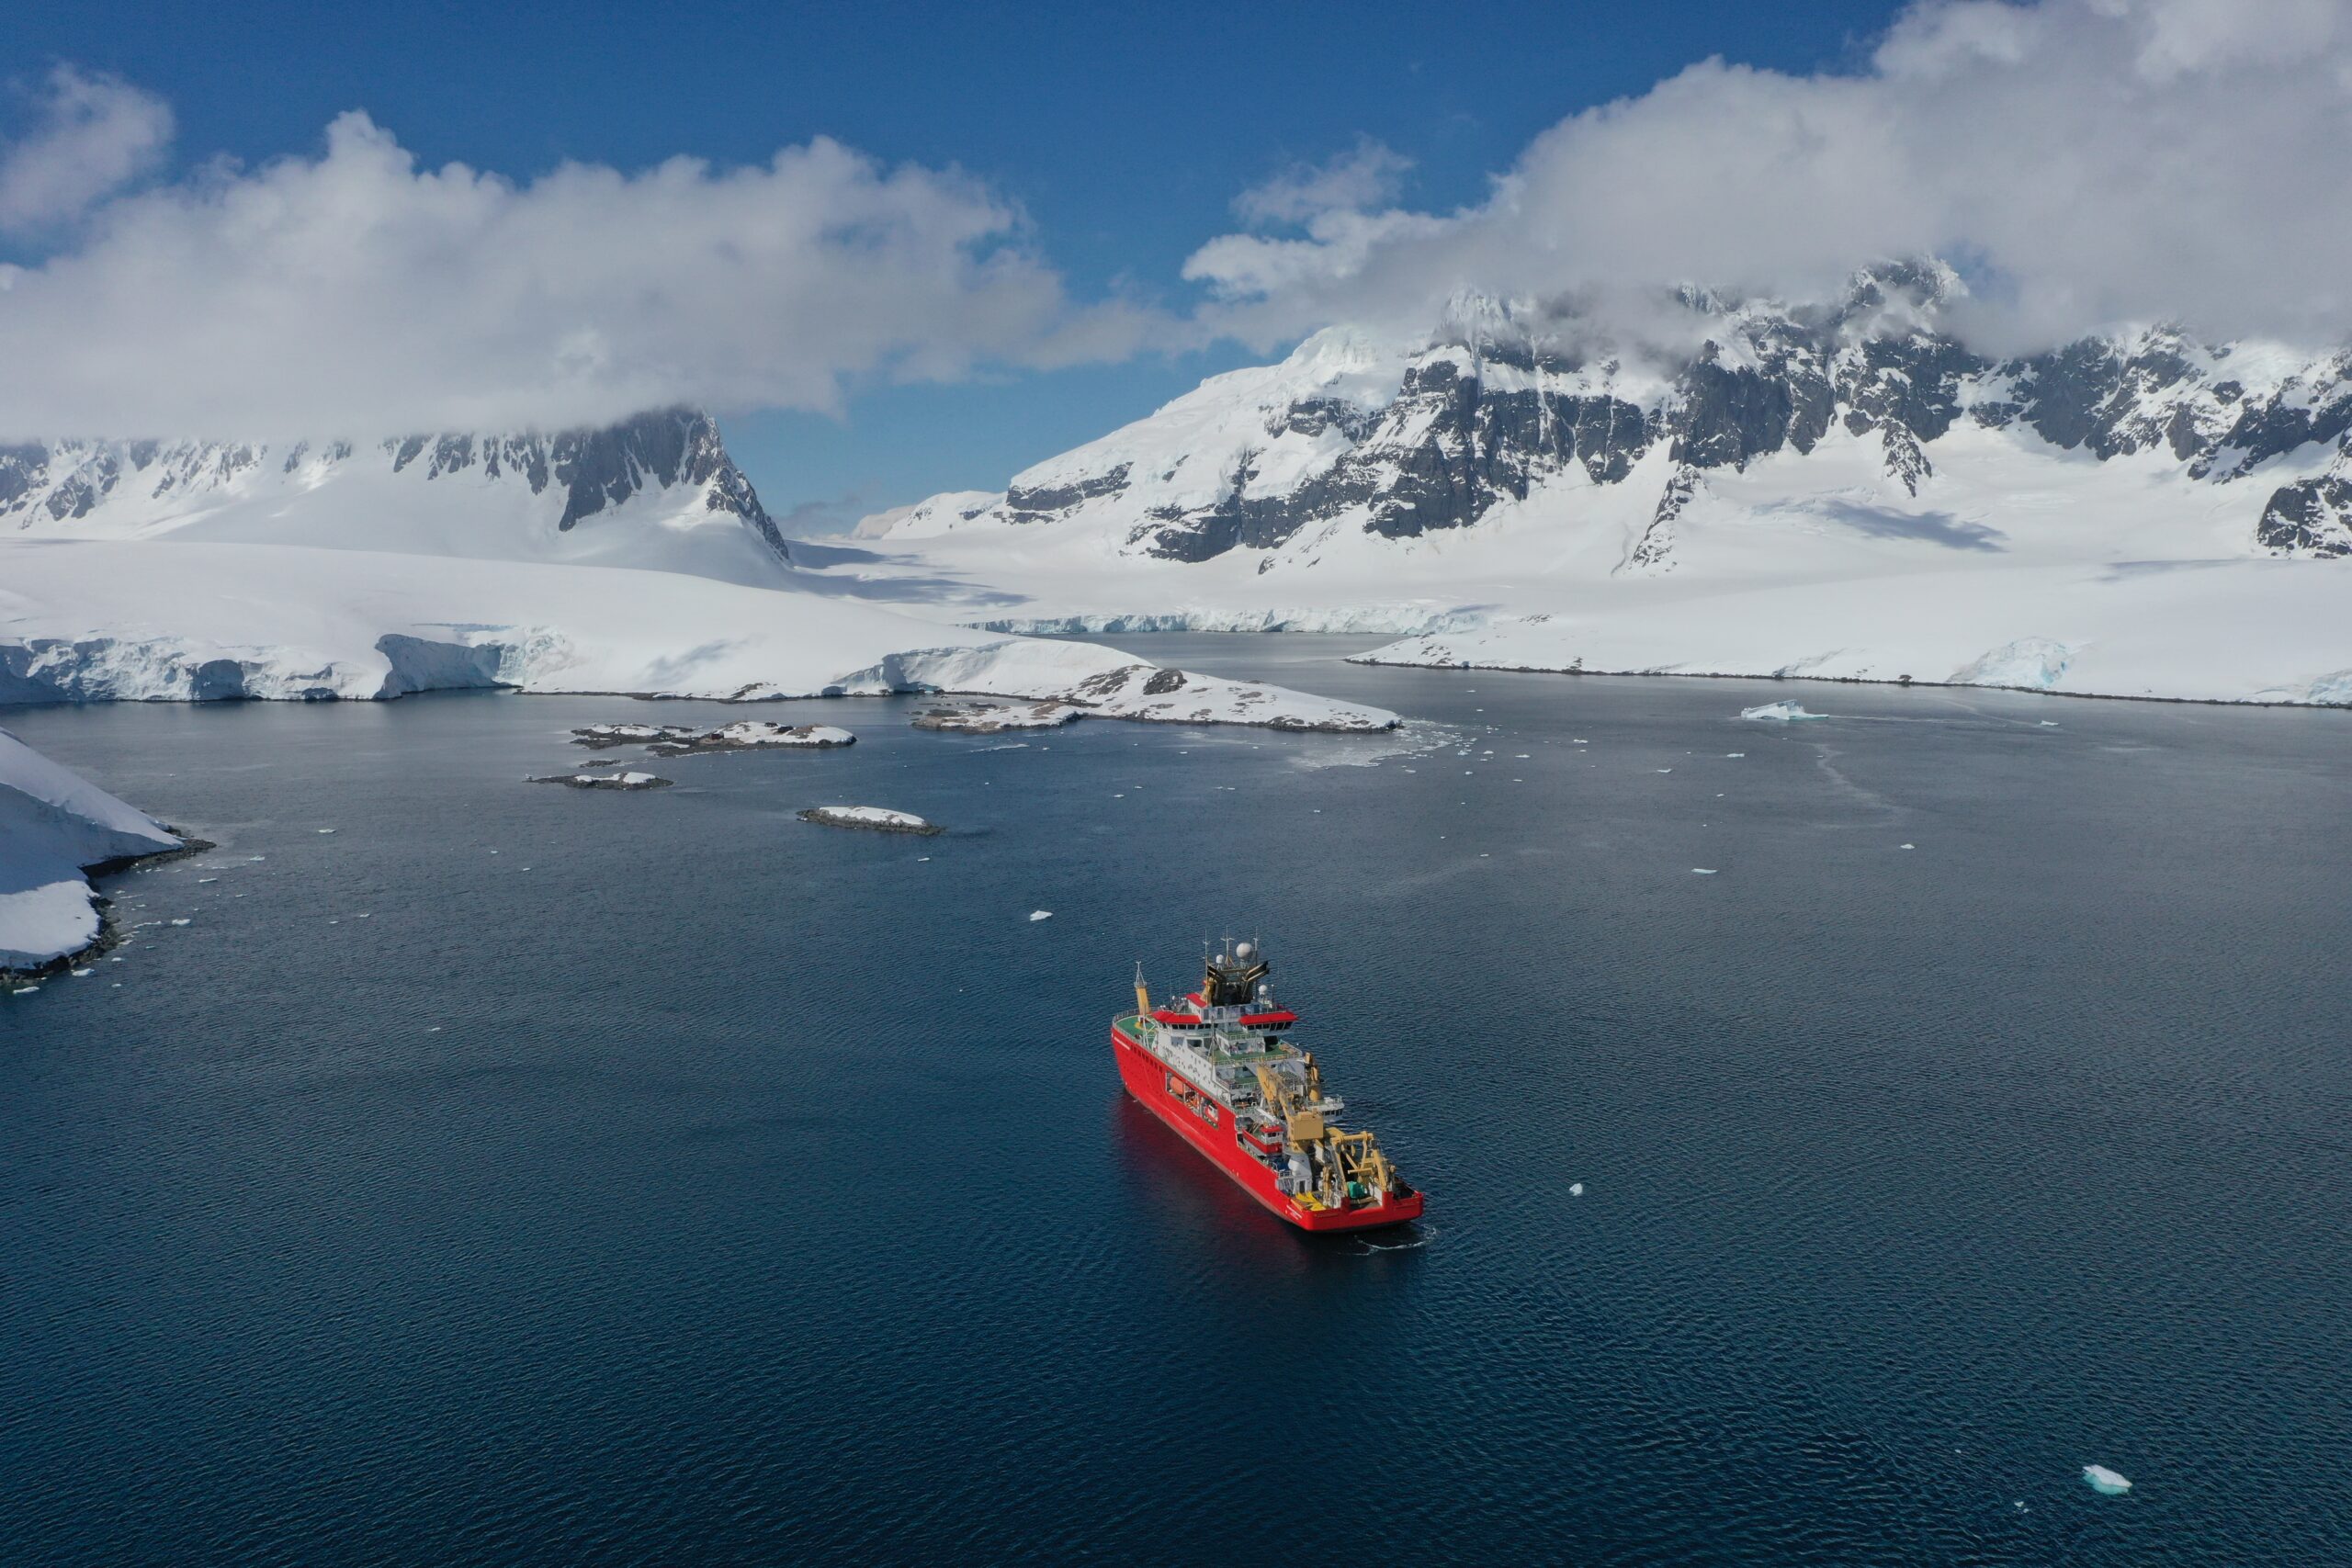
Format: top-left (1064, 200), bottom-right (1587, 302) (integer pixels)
top-left (1113, 941), bottom-right (1423, 1232)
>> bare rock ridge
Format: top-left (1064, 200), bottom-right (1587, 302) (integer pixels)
top-left (869, 262), bottom-right (2352, 563)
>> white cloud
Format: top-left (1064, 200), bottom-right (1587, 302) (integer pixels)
top-left (0, 65), bottom-right (174, 231)
top-left (0, 108), bottom-right (1147, 440)
top-left (1186, 0), bottom-right (2352, 354)
top-left (1233, 137), bottom-right (1413, 226)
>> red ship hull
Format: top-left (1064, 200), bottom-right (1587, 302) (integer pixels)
top-left (1113, 1024), bottom-right (1424, 1233)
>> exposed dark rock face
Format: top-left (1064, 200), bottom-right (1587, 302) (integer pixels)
top-left (945, 265), bottom-right (2352, 566)
top-left (2258, 473), bottom-right (2352, 556)
top-left (1003, 465), bottom-right (1130, 526)
top-left (1, 409), bottom-right (786, 562)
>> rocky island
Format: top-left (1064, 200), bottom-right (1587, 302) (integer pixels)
top-left (797, 806), bottom-right (943, 836)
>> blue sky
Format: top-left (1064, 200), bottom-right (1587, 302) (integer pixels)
top-left (2, 1), bottom-right (1911, 523)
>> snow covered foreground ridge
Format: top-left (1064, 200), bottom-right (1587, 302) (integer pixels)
top-left (0, 728), bottom-right (183, 974)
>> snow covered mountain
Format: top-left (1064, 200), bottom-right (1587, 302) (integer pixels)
top-left (2, 408), bottom-right (794, 585)
top-left (835, 265), bottom-right (2352, 705)
top-left (868, 265), bottom-right (2352, 566)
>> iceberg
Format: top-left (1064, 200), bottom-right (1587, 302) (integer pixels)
top-left (1740, 701), bottom-right (1826, 721)
top-left (2082, 1465), bottom-right (2132, 1496)
top-left (1029, 910), bottom-right (1054, 922)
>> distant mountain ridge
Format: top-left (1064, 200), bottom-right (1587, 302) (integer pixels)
top-left (1, 407), bottom-right (790, 567)
top-left (865, 264), bottom-right (2352, 565)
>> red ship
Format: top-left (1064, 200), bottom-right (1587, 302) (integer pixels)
top-left (1114, 941), bottom-right (1423, 1232)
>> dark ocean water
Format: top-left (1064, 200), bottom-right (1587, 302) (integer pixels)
top-left (4, 637), bottom-right (2348, 1565)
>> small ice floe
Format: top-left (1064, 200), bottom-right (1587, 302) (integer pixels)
top-left (71, 968), bottom-right (92, 977)
top-left (427, 1026), bottom-right (443, 1033)
top-left (1740, 701), bottom-right (1826, 722)
top-left (198, 876), bottom-right (218, 884)
top-left (2039, 720), bottom-right (2060, 728)
top-left (1725, 752), bottom-right (1745, 758)
top-left (1656, 768), bottom-right (1673, 774)
top-left (317, 828), bottom-right (337, 834)
top-left (247, 855), bottom-right (266, 862)
top-left (1515, 754), bottom-right (1530, 759)
top-left (356, 912), bottom-right (371, 919)
top-left (1691, 868), bottom-right (1718, 875)
top-left (169, 918), bottom-right (191, 926)
top-left (11, 986), bottom-right (39, 995)
top-left (916, 856), bottom-right (931, 863)
top-left (1569, 1182), bottom-right (1584, 1197)
top-left (1900, 842), bottom-right (1916, 850)
top-left (2082, 1465), bottom-right (2132, 1496)
top-left (1029, 909), bottom-right (1053, 922)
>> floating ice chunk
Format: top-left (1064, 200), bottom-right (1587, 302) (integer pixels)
top-left (1900, 843), bottom-right (1916, 850)
top-left (247, 855), bottom-right (266, 862)
top-left (71, 968), bottom-right (91, 977)
top-left (1569, 1182), bottom-right (1584, 1196)
top-left (1515, 754), bottom-right (1530, 759)
top-left (317, 828), bottom-right (336, 834)
top-left (198, 876), bottom-right (218, 884)
top-left (1725, 752), bottom-right (1745, 758)
top-left (1741, 701), bottom-right (1825, 721)
top-left (1691, 868), bottom-right (1718, 875)
top-left (2082, 1465), bottom-right (2131, 1496)
top-left (1656, 768), bottom-right (1673, 774)
top-left (916, 856), bottom-right (931, 862)
top-left (2039, 720), bottom-right (2060, 728)
top-left (11, 986), bottom-right (38, 995)
top-left (169, 918), bottom-right (191, 926)
top-left (1029, 910), bottom-right (1053, 922)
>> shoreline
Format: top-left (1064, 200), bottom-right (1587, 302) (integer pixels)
top-left (2, 831), bottom-right (213, 990)
top-left (1340, 653), bottom-right (2352, 714)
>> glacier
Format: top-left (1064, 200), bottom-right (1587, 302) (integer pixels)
top-left (0, 407), bottom-right (1399, 732)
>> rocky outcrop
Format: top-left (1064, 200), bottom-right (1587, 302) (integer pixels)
top-left (2259, 471), bottom-right (2352, 557)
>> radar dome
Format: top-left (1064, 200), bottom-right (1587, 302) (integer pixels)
top-left (1235, 942), bottom-right (1257, 961)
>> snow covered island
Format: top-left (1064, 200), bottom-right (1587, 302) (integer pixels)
top-left (797, 806), bottom-right (943, 836)
top-left (530, 771), bottom-right (673, 791)
top-left (2, 728), bottom-right (189, 982)
top-left (911, 700), bottom-right (1083, 733)
top-left (571, 721), bottom-right (856, 756)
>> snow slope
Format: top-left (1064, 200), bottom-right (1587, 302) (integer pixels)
top-left (1, 728), bottom-right (183, 972)
top-left (0, 538), bottom-right (1396, 728)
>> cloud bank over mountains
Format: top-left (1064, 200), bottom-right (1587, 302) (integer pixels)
top-left (3, 0), bottom-right (2349, 441)
top-left (1188, 0), bottom-right (2352, 354)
